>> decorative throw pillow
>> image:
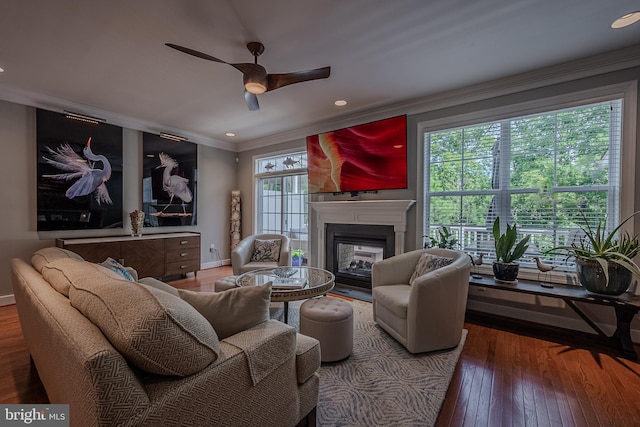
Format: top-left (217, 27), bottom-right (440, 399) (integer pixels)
top-left (51, 258), bottom-right (219, 376)
top-left (409, 253), bottom-right (454, 285)
top-left (99, 257), bottom-right (134, 281)
top-left (42, 257), bottom-right (124, 297)
top-left (251, 238), bottom-right (282, 262)
top-left (31, 247), bottom-right (83, 274)
top-left (178, 282), bottom-right (272, 340)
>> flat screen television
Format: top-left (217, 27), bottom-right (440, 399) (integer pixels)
top-left (306, 115), bottom-right (407, 194)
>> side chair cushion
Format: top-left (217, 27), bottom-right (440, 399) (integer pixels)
top-left (48, 258), bottom-right (220, 376)
top-left (409, 253), bottom-right (454, 285)
top-left (178, 282), bottom-right (272, 340)
top-left (251, 238), bottom-right (282, 262)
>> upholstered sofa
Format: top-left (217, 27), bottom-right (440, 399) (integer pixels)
top-left (372, 248), bottom-right (471, 354)
top-left (10, 247), bottom-right (320, 427)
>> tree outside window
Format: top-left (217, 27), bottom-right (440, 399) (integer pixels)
top-left (424, 100), bottom-right (621, 270)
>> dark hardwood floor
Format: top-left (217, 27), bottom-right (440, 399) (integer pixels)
top-left (2, 265), bottom-right (640, 426)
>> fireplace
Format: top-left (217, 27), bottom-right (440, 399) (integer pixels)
top-left (326, 224), bottom-right (395, 289)
top-left (309, 199), bottom-right (416, 290)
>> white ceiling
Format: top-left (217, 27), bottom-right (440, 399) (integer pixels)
top-left (0, 0), bottom-right (638, 150)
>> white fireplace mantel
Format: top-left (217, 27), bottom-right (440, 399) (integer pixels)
top-left (309, 200), bottom-right (416, 268)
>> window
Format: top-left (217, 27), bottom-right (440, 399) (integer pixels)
top-left (255, 151), bottom-right (309, 263)
top-left (423, 98), bottom-right (624, 271)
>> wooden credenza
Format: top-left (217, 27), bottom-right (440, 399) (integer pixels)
top-left (56, 232), bottom-right (201, 279)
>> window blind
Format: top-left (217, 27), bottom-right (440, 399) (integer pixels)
top-left (423, 99), bottom-right (622, 270)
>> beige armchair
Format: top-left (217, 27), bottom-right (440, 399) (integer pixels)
top-left (371, 248), bottom-right (472, 354)
top-left (232, 233), bottom-right (292, 275)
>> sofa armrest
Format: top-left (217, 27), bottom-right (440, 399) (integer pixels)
top-left (295, 333), bottom-right (321, 384)
top-left (223, 320), bottom-right (297, 385)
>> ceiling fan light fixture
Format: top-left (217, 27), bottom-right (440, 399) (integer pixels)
top-left (611, 11), bottom-right (640, 28)
top-left (244, 80), bottom-right (267, 94)
top-left (243, 70), bottom-right (267, 94)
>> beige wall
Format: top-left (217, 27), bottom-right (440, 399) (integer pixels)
top-left (0, 100), bottom-right (237, 300)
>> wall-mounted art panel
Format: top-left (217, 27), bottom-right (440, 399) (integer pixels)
top-left (36, 109), bottom-right (124, 231)
top-left (142, 132), bottom-right (197, 227)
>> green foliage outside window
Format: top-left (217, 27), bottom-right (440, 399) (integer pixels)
top-left (425, 100), bottom-right (620, 265)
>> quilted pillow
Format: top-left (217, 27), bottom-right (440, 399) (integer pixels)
top-left (50, 258), bottom-right (219, 376)
top-left (31, 247), bottom-right (83, 274)
top-left (409, 253), bottom-right (454, 285)
top-left (251, 238), bottom-right (282, 262)
top-left (178, 282), bottom-right (272, 340)
top-left (42, 257), bottom-right (125, 297)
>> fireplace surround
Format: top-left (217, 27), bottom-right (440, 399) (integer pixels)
top-left (326, 223), bottom-right (395, 288)
top-left (309, 200), bottom-right (416, 288)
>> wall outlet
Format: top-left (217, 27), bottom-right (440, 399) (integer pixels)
top-left (210, 244), bottom-right (216, 253)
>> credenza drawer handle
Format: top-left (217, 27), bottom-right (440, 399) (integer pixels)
top-left (180, 265), bottom-right (188, 269)
top-left (180, 252), bottom-right (188, 257)
top-left (180, 240), bottom-right (188, 244)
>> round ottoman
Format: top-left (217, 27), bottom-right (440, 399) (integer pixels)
top-left (214, 275), bottom-right (238, 292)
top-left (300, 296), bottom-right (353, 362)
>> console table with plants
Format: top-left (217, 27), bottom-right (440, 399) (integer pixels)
top-left (468, 275), bottom-right (640, 361)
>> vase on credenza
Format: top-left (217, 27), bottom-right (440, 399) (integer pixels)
top-left (129, 209), bottom-right (144, 237)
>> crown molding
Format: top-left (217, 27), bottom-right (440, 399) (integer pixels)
top-left (0, 85), bottom-right (237, 152)
top-left (237, 43), bottom-right (640, 152)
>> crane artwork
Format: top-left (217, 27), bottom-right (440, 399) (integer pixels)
top-left (42, 137), bottom-right (113, 205)
top-left (156, 152), bottom-right (193, 214)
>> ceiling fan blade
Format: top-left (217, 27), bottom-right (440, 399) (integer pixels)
top-left (165, 43), bottom-right (227, 64)
top-left (266, 66), bottom-right (331, 91)
top-left (244, 90), bottom-right (260, 111)
top-left (230, 63), bottom-right (266, 76)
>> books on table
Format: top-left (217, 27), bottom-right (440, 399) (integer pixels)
top-left (272, 278), bottom-right (308, 290)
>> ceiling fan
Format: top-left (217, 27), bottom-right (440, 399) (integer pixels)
top-left (166, 41), bottom-right (331, 111)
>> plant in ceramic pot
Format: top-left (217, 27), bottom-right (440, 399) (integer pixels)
top-left (291, 249), bottom-right (305, 267)
top-left (547, 211), bottom-right (640, 296)
top-left (492, 217), bottom-right (531, 282)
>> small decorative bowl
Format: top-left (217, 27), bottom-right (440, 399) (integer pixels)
top-left (273, 267), bottom-right (297, 278)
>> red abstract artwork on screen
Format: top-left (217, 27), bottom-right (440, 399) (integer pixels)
top-left (306, 115), bottom-right (407, 193)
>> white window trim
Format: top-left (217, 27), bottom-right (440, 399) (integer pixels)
top-left (416, 80), bottom-right (638, 252)
top-left (252, 148), bottom-right (307, 234)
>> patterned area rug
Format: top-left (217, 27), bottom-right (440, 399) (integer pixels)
top-left (270, 299), bottom-right (467, 427)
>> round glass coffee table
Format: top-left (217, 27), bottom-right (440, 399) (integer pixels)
top-left (236, 266), bottom-right (335, 324)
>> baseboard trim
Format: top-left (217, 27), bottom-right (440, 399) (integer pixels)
top-left (201, 259), bottom-right (231, 270)
top-left (0, 294), bottom-right (16, 307)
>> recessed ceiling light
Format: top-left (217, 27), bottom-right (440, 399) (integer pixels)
top-left (0, 67), bottom-right (4, 73)
top-left (611, 11), bottom-right (640, 28)
top-left (225, 132), bottom-right (236, 137)
top-left (334, 100), bottom-right (347, 106)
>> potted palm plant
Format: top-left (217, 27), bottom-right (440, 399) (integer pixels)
top-left (492, 217), bottom-right (531, 282)
top-left (547, 211), bottom-right (640, 295)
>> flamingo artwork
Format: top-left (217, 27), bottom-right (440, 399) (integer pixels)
top-left (156, 152), bottom-right (193, 213)
top-left (42, 137), bottom-right (113, 205)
